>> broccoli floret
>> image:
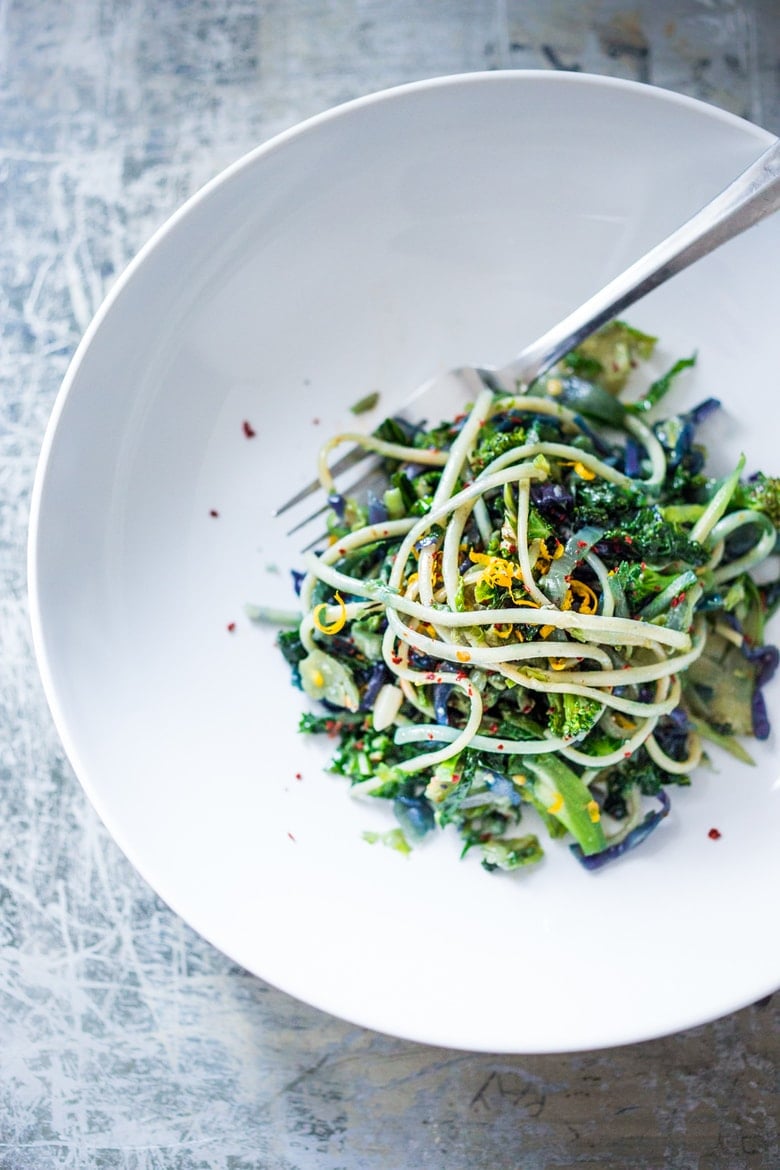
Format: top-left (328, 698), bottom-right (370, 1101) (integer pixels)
top-left (547, 693), bottom-right (602, 740)
top-left (733, 472), bottom-right (780, 527)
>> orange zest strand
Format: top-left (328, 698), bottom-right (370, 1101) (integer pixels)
top-left (562, 459), bottom-right (597, 481)
top-left (568, 579), bottom-right (599, 614)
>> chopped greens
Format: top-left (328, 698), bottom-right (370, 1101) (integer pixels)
top-left (271, 321), bottom-right (780, 873)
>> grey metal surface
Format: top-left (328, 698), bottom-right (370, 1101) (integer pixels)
top-left (1, 2), bottom-right (778, 1167)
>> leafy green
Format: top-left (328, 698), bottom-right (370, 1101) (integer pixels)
top-left (470, 420), bottom-right (528, 473)
top-left (626, 355), bottom-right (696, 414)
top-left (604, 505), bottom-right (710, 566)
top-left (569, 320), bottom-right (657, 394)
top-left (572, 479), bottom-right (646, 529)
top-left (277, 628), bottom-right (307, 667)
top-left (611, 562), bottom-right (691, 609)
top-left (733, 472), bottom-right (780, 527)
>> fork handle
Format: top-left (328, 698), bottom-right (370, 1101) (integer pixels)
top-left (498, 136), bottom-right (780, 390)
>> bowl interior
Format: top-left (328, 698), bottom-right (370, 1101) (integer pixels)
top-left (30, 72), bottom-right (779, 1052)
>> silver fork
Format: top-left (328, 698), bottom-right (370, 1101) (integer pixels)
top-left (277, 137), bottom-right (780, 538)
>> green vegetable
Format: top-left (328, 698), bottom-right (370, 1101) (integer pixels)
top-left (569, 320), bottom-right (657, 394)
top-left (546, 693), bottom-right (602, 740)
top-left (350, 391), bottom-right (380, 415)
top-left (605, 505), bottom-right (710, 566)
top-left (626, 354), bottom-right (696, 414)
top-left (733, 472), bottom-right (780, 527)
top-left (520, 754), bottom-right (608, 856)
top-left (299, 649), bottom-right (360, 711)
top-left (480, 835), bottom-right (544, 871)
top-left (362, 828), bottom-right (411, 855)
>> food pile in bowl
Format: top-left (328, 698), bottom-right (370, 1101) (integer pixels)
top-left (273, 319), bottom-right (780, 873)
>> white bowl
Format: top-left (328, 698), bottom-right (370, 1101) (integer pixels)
top-left (29, 72), bottom-right (780, 1053)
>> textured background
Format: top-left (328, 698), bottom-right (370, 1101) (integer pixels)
top-left (1, 2), bottom-right (779, 1167)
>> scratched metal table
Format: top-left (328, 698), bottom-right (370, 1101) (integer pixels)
top-left (2, 2), bottom-right (778, 1167)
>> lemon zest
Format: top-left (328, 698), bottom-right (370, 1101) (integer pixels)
top-left (469, 549), bottom-right (523, 589)
top-left (312, 591), bottom-right (347, 635)
top-left (562, 459), bottom-right (597, 481)
top-left (547, 792), bottom-right (564, 814)
top-left (586, 800), bottom-right (601, 823)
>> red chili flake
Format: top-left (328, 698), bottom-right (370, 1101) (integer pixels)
top-left (670, 592), bottom-right (686, 608)
top-left (354, 740), bottom-right (364, 751)
top-left (497, 743), bottom-right (505, 751)
top-left (209, 509), bottom-right (219, 518)
top-left (624, 535), bottom-right (633, 545)
top-left (391, 655), bottom-right (403, 665)
top-left (325, 719), bottom-right (341, 737)
top-left (623, 750), bottom-right (632, 758)
top-left (455, 671), bottom-right (468, 682)
top-left (452, 773), bottom-right (460, 783)
top-left (295, 772), bottom-right (303, 781)
top-left (577, 540), bottom-right (588, 549)
top-left (708, 827), bottom-right (722, 840)
top-left (338, 547), bottom-right (346, 555)
top-left (242, 420), bottom-right (256, 438)
top-left (287, 832), bottom-right (296, 842)
top-left (427, 732), bottom-right (434, 740)
top-left (227, 622), bottom-right (236, 632)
